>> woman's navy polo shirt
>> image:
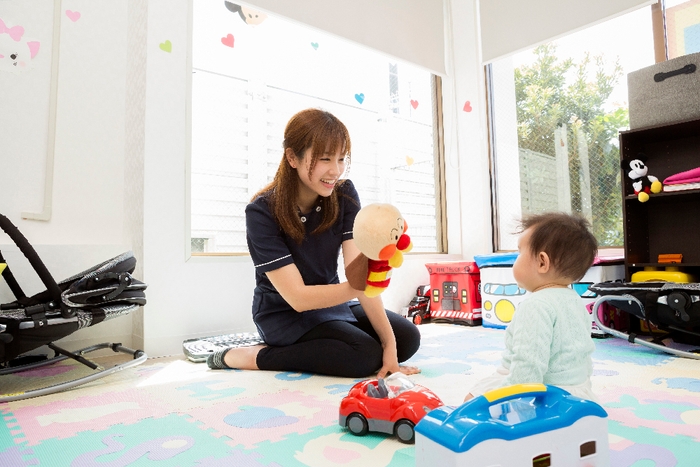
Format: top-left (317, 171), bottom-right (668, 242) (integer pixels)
top-left (245, 180), bottom-right (361, 346)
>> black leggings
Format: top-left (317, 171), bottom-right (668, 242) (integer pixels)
top-left (256, 304), bottom-right (421, 378)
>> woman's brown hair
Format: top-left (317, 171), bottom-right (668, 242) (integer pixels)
top-left (252, 108), bottom-right (352, 244)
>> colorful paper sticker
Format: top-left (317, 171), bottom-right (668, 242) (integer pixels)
top-left (221, 34), bottom-right (234, 48)
top-left (0, 18), bottom-right (23, 40)
top-left (224, 2), bottom-right (267, 25)
top-left (65, 10), bottom-right (81, 22)
top-left (159, 40), bottom-right (172, 53)
top-left (0, 18), bottom-right (40, 73)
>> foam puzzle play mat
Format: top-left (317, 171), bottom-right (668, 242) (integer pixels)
top-left (2, 323), bottom-right (700, 466)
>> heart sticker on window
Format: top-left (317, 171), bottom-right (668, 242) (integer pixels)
top-left (355, 93), bottom-right (365, 104)
top-left (221, 34), bottom-right (234, 48)
top-left (66, 10), bottom-right (81, 22)
top-left (410, 100), bottom-right (419, 109)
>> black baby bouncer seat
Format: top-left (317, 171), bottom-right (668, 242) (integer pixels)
top-left (589, 281), bottom-right (700, 360)
top-left (0, 214), bottom-right (148, 402)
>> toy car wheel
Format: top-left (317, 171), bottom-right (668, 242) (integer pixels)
top-left (346, 413), bottom-right (369, 436)
top-left (413, 314), bottom-right (422, 325)
top-left (394, 419), bottom-right (415, 444)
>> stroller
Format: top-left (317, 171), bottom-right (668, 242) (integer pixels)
top-left (590, 280), bottom-right (700, 359)
top-left (0, 214), bottom-right (148, 402)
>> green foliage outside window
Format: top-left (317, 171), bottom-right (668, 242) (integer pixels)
top-left (514, 44), bottom-right (626, 246)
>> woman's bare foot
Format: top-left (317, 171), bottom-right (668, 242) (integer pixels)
top-left (223, 344), bottom-right (266, 370)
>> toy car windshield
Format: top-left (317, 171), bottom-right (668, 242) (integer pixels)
top-left (384, 372), bottom-right (416, 398)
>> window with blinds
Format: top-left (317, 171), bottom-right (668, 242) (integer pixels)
top-left (190, 1), bottom-right (444, 255)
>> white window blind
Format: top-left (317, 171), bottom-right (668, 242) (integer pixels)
top-left (191, 72), bottom-right (438, 252)
top-left (480, 0), bottom-right (656, 64)
top-left (234, 0), bottom-right (446, 75)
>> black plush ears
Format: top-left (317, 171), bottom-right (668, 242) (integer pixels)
top-left (621, 152), bottom-right (647, 170)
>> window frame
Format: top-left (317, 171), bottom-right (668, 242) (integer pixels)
top-left (184, 3), bottom-right (448, 258)
top-left (485, 0), bottom-right (674, 252)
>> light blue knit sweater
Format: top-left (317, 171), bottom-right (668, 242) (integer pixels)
top-left (501, 287), bottom-right (595, 387)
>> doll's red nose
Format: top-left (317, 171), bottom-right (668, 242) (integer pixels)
top-left (396, 234), bottom-right (411, 250)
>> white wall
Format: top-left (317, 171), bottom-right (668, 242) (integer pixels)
top-left (1, 0), bottom-right (492, 358)
top-left (0, 0), bottom-right (133, 350)
top-left (0, 1), bottom-right (128, 244)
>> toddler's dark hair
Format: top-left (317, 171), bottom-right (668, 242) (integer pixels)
top-left (518, 212), bottom-right (598, 282)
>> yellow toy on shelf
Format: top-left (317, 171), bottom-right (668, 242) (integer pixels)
top-left (631, 266), bottom-right (696, 284)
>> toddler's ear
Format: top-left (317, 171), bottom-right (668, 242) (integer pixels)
top-left (537, 251), bottom-right (551, 273)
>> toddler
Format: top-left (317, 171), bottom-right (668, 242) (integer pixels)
top-left (465, 212), bottom-right (599, 402)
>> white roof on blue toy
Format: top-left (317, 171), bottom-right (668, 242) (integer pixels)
top-left (415, 384), bottom-right (607, 453)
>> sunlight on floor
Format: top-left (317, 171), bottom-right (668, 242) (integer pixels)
top-left (136, 358), bottom-right (208, 388)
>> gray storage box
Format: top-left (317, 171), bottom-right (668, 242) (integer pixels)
top-left (628, 51), bottom-right (700, 129)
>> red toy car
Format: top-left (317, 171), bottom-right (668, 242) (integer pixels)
top-left (339, 373), bottom-right (444, 444)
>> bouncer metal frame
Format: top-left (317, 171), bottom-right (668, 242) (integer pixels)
top-left (592, 294), bottom-right (700, 360)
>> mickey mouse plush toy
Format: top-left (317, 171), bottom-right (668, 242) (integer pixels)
top-left (623, 153), bottom-right (662, 202)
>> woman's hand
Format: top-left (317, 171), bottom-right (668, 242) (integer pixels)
top-left (377, 346), bottom-right (400, 379)
top-left (377, 363), bottom-right (421, 379)
top-left (398, 364), bottom-right (421, 376)
top-left (376, 347), bottom-right (421, 378)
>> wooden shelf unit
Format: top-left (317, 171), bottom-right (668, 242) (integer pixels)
top-left (619, 117), bottom-right (700, 280)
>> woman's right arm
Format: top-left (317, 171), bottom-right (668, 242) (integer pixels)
top-left (266, 263), bottom-right (359, 312)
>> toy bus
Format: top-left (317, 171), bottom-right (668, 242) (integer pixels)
top-left (415, 384), bottom-right (609, 467)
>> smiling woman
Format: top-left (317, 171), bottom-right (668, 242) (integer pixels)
top-left (203, 108), bottom-right (423, 379)
top-left (189, 0), bottom-right (444, 255)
